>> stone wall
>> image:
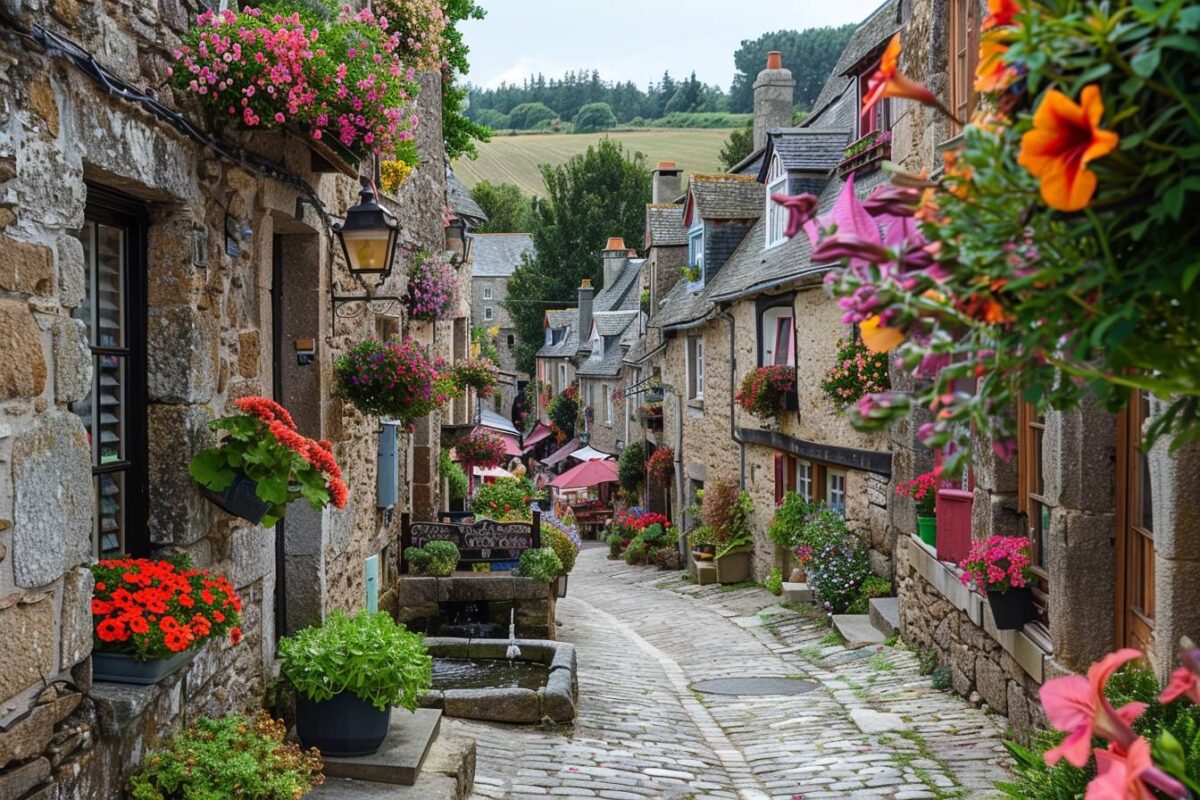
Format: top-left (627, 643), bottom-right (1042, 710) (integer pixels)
top-left (0, 1), bottom-right (453, 796)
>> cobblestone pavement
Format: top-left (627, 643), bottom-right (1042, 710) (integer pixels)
top-left (446, 545), bottom-right (1011, 800)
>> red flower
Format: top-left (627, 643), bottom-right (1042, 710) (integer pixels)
top-left (229, 627), bottom-right (244, 645)
top-left (96, 618), bottom-right (125, 643)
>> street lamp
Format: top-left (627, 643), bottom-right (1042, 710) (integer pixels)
top-left (334, 184), bottom-right (400, 277)
top-left (445, 216), bottom-right (474, 265)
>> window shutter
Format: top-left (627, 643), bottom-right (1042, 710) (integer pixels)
top-left (774, 455), bottom-right (785, 506)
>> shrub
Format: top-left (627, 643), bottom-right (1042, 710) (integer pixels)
top-left (572, 102), bottom-right (617, 133)
top-left (127, 713), bottom-right (324, 800)
top-left (279, 611), bottom-right (432, 712)
top-left (516, 547), bottom-right (562, 583)
top-left (624, 538), bottom-right (648, 565)
top-left (700, 478), bottom-right (754, 555)
top-left (820, 338), bottom-right (890, 409)
top-left (404, 251), bottom-right (460, 321)
top-left (765, 567), bottom-right (783, 596)
top-left (472, 477), bottom-right (542, 520)
top-left (639, 523), bottom-right (668, 546)
top-left (807, 537), bottom-right (871, 613)
top-left (546, 386), bottom-right (579, 441)
top-left (541, 524), bottom-right (578, 574)
top-left (508, 102), bottom-right (557, 130)
top-left (767, 492), bottom-right (815, 549)
top-left (798, 507), bottom-right (851, 554)
top-left (404, 540), bottom-right (459, 577)
top-left (650, 547), bottom-right (683, 570)
top-left (334, 339), bottom-right (454, 424)
top-left (439, 449), bottom-right (468, 500)
top-left (472, 109), bottom-right (511, 130)
top-left (735, 366), bottom-right (796, 424)
top-left (618, 441), bottom-right (647, 495)
top-left (606, 532), bottom-right (623, 558)
top-left (847, 575), bottom-right (892, 615)
top-left (646, 112), bottom-right (752, 128)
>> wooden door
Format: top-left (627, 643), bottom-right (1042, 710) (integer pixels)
top-left (1116, 392), bottom-right (1156, 653)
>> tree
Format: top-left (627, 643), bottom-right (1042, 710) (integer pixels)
top-left (441, 0), bottom-right (490, 159)
top-left (719, 120), bottom-right (754, 170)
top-left (572, 102), bottom-right (617, 134)
top-left (472, 109), bottom-right (510, 130)
top-left (470, 181), bottom-right (536, 233)
top-left (728, 25), bottom-right (856, 113)
top-left (508, 102), bottom-right (557, 130)
top-left (504, 139), bottom-right (651, 373)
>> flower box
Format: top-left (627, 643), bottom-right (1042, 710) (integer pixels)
top-left (987, 588), bottom-right (1035, 630)
top-left (836, 131), bottom-right (892, 178)
top-left (93, 649), bottom-right (197, 685)
top-left (714, 546), bottom-right (754, 584)
top-left (736, 367), bottom-right (797, 427)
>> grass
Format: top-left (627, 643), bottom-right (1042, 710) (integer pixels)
top-left (819, 631), bottom-right (844, 647)
top-left (452, 128), bottom-right (738, 196)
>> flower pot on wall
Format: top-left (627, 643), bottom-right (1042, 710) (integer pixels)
top-left (295, 692), bottom-right (392, 757)
top-left (987, 588), bottom-right (1035, 630)
top-left (93, 650), bottom-right (197, 685)
top-left (201, 471), bottom-right (273, 525)
top-left (714, 546), bottom-right (753, 584)
top-left (916, 516), bottom-right (937, 547)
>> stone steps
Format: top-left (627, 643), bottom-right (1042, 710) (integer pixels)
top-left (832, 614), bottom-right (887, 647)
top-left (869, 597), bottom-right (900, 638)
top-left (693, 558), bottom-right (718, 586)
top-left (781, 582), bottom-right (812, 604)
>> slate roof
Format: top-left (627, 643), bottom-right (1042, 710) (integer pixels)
top-left (688, 174), bottom-right (764, 221)
top-left (647, 277), bottom-right (715, 330)
top-left (646, 204), bottom-right (687, 247)
top-left (595, 260), bottom-right (643, 314)
top-left (472, 234), bottom-right (534, 278)
top-left (758, 129), bottom-right (851, 179)
top-left (577, 340), bottom-right (628, 378)
top-left (806, 0), bottom-right (901, 129)
top-left (594, 310), bottom-right (638, 337)
top-left (536, 309), bottom-right (579, 359)
top-left (446, 170), bottom-right (487, 224)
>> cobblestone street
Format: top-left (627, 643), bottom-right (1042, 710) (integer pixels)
top-left (447, 545), bottom-right (1011, 800)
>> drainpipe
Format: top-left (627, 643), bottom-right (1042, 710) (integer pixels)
top-left (722, 311), bottom-right (746, 490)
top-left (674, 381), bottom-right (685, 555)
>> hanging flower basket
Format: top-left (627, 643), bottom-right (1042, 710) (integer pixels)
top-left (735, 366), bottom-right (797, 425)
top-left (455, 431), bottom-right (507, 469)
top-left (189, 397), bottom-right (348, 527)
top-left (334, 338), bottom-right (456, 423)
top-left (821, 338), bottom-right (890, 409)
top-left (648, 446), bottom-right (674, 487)
top-left (453, 357), bottom-right (500, 398)
top-left (90, 557), bottom-right (243, 685)
top-left (404, 251), bottom-right (460, 321)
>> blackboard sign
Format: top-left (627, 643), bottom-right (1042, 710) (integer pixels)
top-left (400, 512), bottom-right (541, 572)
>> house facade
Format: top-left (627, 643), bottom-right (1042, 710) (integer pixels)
top-left (469, 233), bottom-right (535, 417)
top-left (0, 1), bottom-right (465, 795)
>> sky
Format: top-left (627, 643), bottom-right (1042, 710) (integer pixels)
top-left (460, 0), bottom-right (887, 90)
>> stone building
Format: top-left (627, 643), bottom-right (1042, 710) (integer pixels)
top-left (469, 232), bottom-right (535, 417)
top-left (0, 1), bottom-right (466, 795)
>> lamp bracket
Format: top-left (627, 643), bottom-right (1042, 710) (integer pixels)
top-left (330, 294), bottom-right (404, 319)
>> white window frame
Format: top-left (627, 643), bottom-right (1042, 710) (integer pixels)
top-left (688, 220), bottom-right (705, 289)
top-left (761, 306), bottom-right (795, 367)
top-left (827, 469), bottom-right (848, 514)
top-left (687, 336), bottom-right (705, 400)
top-left (558, 364), bottom-right (567, 392)
top-left (603, 384), bottom-right (612, 425)
top-left (483, 286), bottom-right (493, 300)
top-left (765, 155), bottom-right (789, 249)
top-left (484, 306), bottom-right (494, 321)
top-left (796, 459), bottom-right (814, 503)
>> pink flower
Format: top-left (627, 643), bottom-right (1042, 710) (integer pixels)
top-left (1159, 646), bottom-right (1200, 705)
top-left (1088, 737), bottom-right (1187, 800)
top-left (1040, 649), bottom-right (1145, 767)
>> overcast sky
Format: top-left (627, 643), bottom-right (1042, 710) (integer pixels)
top-left (461, 0), bottom-right (887, 90)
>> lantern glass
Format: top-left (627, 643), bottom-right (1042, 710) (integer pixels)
top-left (336, 187), bottom-right (400, 276)
top-left (343, 229), bottom-right (393, 273)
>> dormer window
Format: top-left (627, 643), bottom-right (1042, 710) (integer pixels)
top-left (687, 220), bottom-right (705, 287)
top-left (857, 70), bottom-right (891, 139)
top-left (765, 155), bottom-right (788, 249)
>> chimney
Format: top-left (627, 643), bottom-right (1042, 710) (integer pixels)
top-left (578, 278), bottom-right (594, 347)
top-left (753, 51), bottom-right (795, 152)
top-left (652, 161), bottom-right (683, 204)
top-left (602, 237), bottom-right (628, 290)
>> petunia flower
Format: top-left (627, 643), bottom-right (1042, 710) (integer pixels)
top-left (860, 315), bottom-right (904, 354)
top-left (862, 34), bottom-right (943, 117)
top-left (982, 0), bottom-right (1021, 30)
top-left (1040, 648), bottom-right (1146, 767)
top-left (975, 37), bottom-right (1018, 94)
top-left (1017, 85), bottom-right (1120, 212)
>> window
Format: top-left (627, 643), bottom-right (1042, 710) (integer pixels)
top-left (765, 156), bottom-right (789, 248)
top-left (687, 336), bottom-right (705, 400)
top-left (558, 364), bottom-right (567, 392)
top-left (483, 286), bottom-right (493, 300)
top-left (1017, 403), bottom-right (1051, 623)
top-left (374, 313), bottom-right (399, 341)
top-left (796, 460), bottom-right (814, 503)
top-left (484, 306), bottom-right (493, 321)
top-left (585, 382), bottom-right (595, 410)
top-left (826, 470), bottom-right (847, 514)
top-left (760, 304), bottom-right (795, 367)
top-left (72, 188), bottom-right (148, 559)
top-left (949, 0), bottom-right (981, 133)
top-left (507, 334), bottom-right (515, 349)
top-left (1116, 392), bottom-right (1156, 652)
top-left (688, 224), bottom-right (704, 285)
top-left (603, 384), bottom-right (612, 425)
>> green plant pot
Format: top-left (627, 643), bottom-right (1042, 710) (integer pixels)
top-left (917, 515), bottom-right (937, 547)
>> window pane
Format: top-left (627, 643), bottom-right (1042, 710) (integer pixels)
top-left (97, 472), bottom-right (126, 558)
top-left (96, 223), bottom-right (125, 348)
top-left (774, 316), bottom-right (793, 366)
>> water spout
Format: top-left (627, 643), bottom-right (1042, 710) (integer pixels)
top-left (506, 608), bottom-right (521, 660)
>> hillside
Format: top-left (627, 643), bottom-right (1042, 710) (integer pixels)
top-left (451, 128), bottom-right (737, 197)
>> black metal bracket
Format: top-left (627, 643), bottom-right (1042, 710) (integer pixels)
top-left (330, 293), bottom-right (405, 318)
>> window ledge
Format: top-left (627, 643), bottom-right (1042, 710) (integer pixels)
top-left (687, 399), bottom-right (704, 412)
top-left (905, 535), bottom-right (1050, 683)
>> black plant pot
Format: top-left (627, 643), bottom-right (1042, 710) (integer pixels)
top-left (201, 472), bottom-right (273, 525)
top-left (295, 692), bottom-right (391, 757)
top-left (987, 588), bottom-right (1035, 630)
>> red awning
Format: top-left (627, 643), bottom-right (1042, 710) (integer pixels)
top-left (549, 458), bottom-right (618, 490)
top-left (522, 423), bottom-right (553, 453)
top-left (542, 437), bottom-right (581, 468)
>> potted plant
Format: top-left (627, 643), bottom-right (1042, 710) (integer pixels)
top-left (452, 356), bottom-right (500, 399)
top-left (189, 397), bottom-right (348, 527)
top-left (791, 545), bottom-right (814, 583)
top-left (637, 403), bottom-right (664, 431)
top-left (820, 337), bottom-right (890, 409)
top-left (959, 536), bottom-right (1036, 630)
top-left (896, 471), bottom-right (938, 547)
top-left (541, 517), bottom-right (581, 598)
top-left (701, 479), bottom-right (756, 584)
top-left (767, 492), bottom-right (813, 579)
top-left (403, 540), bottom-right (460, 577)
top-left (127, 712), bottom-right (324, 799)
top-left (404, 251), bottom-right (460, 321)
top-left (89, 557), bottom-right (243, 684)
top-left (334, 338), bottom-right (455, 424)
top-left (279, 611), bottom-right (432, 757)
top-left (648, 446), bottom-right (674, 487)
top-left (687, 528), bottom-right (716, 560)
top-left (735, 366), bottom-right (797, 426)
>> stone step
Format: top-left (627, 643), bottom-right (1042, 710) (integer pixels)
top-left (693, 558), bottom-right (718, 586)
top-left (869, 597), bottom-right (900, 638)
top-left (297, 708), bottom-right (442, 786)
top-left (832, 614), bottom-right (887, 647)
top-left (781, 582), bottom-right (812, 604)
top-left (308, 731), bottom-right (476, 800)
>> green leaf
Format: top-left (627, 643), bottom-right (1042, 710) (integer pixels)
top-left (1183, 260), bottom-right (1200, 291)
top-left (189, 448), bottom-right (235, 490)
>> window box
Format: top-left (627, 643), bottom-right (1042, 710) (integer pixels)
top-left (935, 487), bottom-right (974, 564)
top-left (836, 130), bottom-right (893, 178)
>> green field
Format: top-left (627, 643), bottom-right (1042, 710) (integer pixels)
top-left (452, 128), bottom-right (737, 197)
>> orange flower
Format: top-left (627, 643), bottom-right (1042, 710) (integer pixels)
top-left (974, 37), bottom-right (1016, 93)
top-left (862, 34), bottom-right (940, 115)
top-left (1018, 85), bottom-right (1120, 212)
top-left (982, 0), bottom-right (1020, 29)
top-left (860, 316), bottom-right (904, 354)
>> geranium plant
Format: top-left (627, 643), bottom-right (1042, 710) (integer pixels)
top-left (959, 536), bottom-right (1033, 594)
top-left (821, 337), bottom-right (890, 409)
top-left (452, 356), bottom-right (499, 398)
top-left (647, 446), bottom-right (674, 487)
top-left (189, 397), bottom-right (348, 527)
top-left (895, 471), bottom-right (938, 516)
top-left (455, 431), bottom-right (507, 469)
top-left (735, 366), bottom-right (796, 425)
top-left (90, 557), bottom-right (243, 660)
top-left (472, 476), bottom-right (542, 520)
top-left (170, 2), bottom-right (420, 160)
top-left (334, 338), bottom-right (455, 423)
top-left (772, 0), bottom-right (1200, 475)
top-left (404, 251), bottom-right (459, 321)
